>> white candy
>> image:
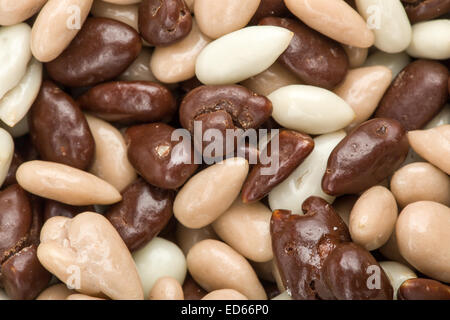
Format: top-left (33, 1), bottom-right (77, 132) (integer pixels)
top-left (195, 26), bottom-right (293, 85)
top-left (0, 58), bottom-right (42, 127)
top-left (356, 0), bottom-right (412, 53)
top-left (0, 23), bottom-right (31, 100)
top-left (364, 50), bottom-right (411, 79)
top-left (407, 20), bottom-right (450, 60)
top-left (379, 261), bottom-right (417, 300)
top-left (268, 130), bottom-right (346, 214)
top-left (268, 85), bottom-right (355, 135)
top-left (0, 128), bottom-right (14, 187)
top-left (133, 237), bottom-right (186, 298)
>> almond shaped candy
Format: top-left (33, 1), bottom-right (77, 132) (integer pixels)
top-left (396, 201), bottom-right (450, 283)
top-left (0, 58), bottom-right (42, 127)
top-left (407, 19), bottom-right (450, 60)
top-left (37, 212), bottom-right (144, 300)
top-left (356, 0), bottom-right (412, 53)
top-left (212, 199), bottom-right (272, 263)
top-left (269, 85), bottom-right (355, 135)
top-left (151, 19), bottom-right (211, 84)
top-left (349, 186), bottom-right (398, 251)
top-left (45, 17), bottom-right (142, 87)
top-left (375, 60), bottom-right (449, 131)
top-left (398, 278), bottom-right (450, 300)
top-left (0, 0), bottom-right (47, 26)
top-left (284, 0), bottom-right (374, 48)
top-left (334, 66), bottom-right (392, 131)
top-left (322, 118), bottom-right (409, 196)
top-left (187, 239), bottom-right (267, 300)
top-left (195, 26), bottom-right (293, 85)
top-left (269, 130), bottom-right (346, 214)
top-left (31, 0), bottom-right (93, 62)
top-left (0, 128), bottom-right (14, 187)
top-left (0, 23), bottom-right (31, 100)
top-left (195, 0), bottom-right (261, 39)
top-left (85, 114), bottom-right (136, 192)
top-left (408, 125), bottom-right (450, 175)
top-left (390, 162), bottom-right (450, 208)
top-left (174, 158), bottom-right (249, 228)
top-left (16, 160), bottom-right (122, 206)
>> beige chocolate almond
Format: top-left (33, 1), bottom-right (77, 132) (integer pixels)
top-left (187, 239), bottom-right (267, 300)
top-left (16, 160), bottom-right (122, 205)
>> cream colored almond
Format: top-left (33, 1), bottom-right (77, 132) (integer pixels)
top-left (241, 62), bottom-right (302, 96)
top-left (0, 0), bottom-right (47, 25)
top-left (342, 45), bottom-right (368, 68)
top-left (396, 201), bottom-right (450, 283)
top-left (36, 284), bottom-right (74, 300)
top-left (407, 19), bottom-right (450, 60)
top-left (174, 158), bottom-right (249, 229)
top-left (379, 261), bottom-right (417, 300)
top-left (202, 289), bottom-right (248, 300)
top-left (91, 0), bottom-right (138, 31)
top-left (31, 0), bottom-right (93, 62)
top-left (175, 223), bottom-right (218, 256)
top-left (66, 294), bottom-right (105, 300)
top-left (187, 239), bottom-right (267, 300)
top-left (195, 26), bottom-right (293, 85)
top-left (148, 277), bottom-right (184, 300)
top-left (151, 20), bottom-right (211, 83)
top-left (350, 186), bottom-right (398, 251)
top-left (212, 199), bottom-right (272, 262)
top-left (86, 114), bottom-right (136, 192)
top-left (334, 66), bottom-right (392, 131)
top-left (38, 212), bottom-right (144, 300)
top-left (16, 160), bottom-right (122, 205)
top-left (195, 0), bottom-right (261, 39)
top-left (356, 0), bottom-right (412, 53)
top-left (0, 23), bottom-right (31, 100)
top-left (269, 85), bottom-right (355, 135)
top-left (0, 58), bottom-right (42, 127)
top-left (284, 0), bottom-right (374, 48)
top-left (391, 162), bottom-right (450, 208)
top-left (408, 125), bottom-right (450, 174)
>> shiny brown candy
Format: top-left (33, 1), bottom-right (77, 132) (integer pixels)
top-left (1, 244), bottom-right (52, 300)
top-left (0, 185), bottom-right (50, 300)
top-left (77, 81), bottom-right (177, 124)
top-left (398, 278), bottom-right (450, 300)
top-left (179, 85), bottom-right (272, 133)
top-left (322, 242), bottom-right (393, 300)
top-left (138, 0), bottom-right (192, 46)
top-left (106, 179), bottom-right (174, 252)
top-left (249, 0), bottom-right (289, 25)
top-left (402, 0), bottom-right (450, 23)
top-left (0, 184), bottom-right (32, 262)
top-left (29, 81), bottom-right (95, 170)
top-left (242, 130), bottom-right (314, 203)
top-left (258, 17), bottom-right (349, 89)
top-left (45, 17), bottom-right (142, 87)
top-left (322, 118), bottom-right (409, 196)
top-left (375, 60), bottom-right (449, 131)
top-left (43, 200), bottom-right (95, 222)
top-left (270, 196), bottom-right (350, 300)
top-left (125, 123), bottom-right (198, 189)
